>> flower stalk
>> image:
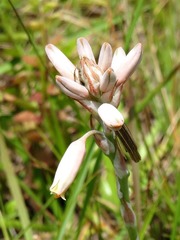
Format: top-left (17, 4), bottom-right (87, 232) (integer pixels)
top-left (46, 37), bottom-right (142, 239)
top-left (112, 148), bottom-right (139, 240)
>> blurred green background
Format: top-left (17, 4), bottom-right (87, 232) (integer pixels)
top-left (0, 0), bottom-right (179, 239)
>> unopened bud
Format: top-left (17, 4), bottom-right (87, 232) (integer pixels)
top-left (98, 103), bottom-right (124, 130)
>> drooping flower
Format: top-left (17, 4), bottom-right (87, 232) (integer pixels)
top-left (49, 130), bottom-right (111, 199)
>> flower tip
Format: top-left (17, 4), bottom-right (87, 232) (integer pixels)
top-left (45, 43), bottom-right (52, 48)
top-left (53, 193), bottom-right (66, 200)
top-left (55, 75), bottom-right (61, 82)
top-left (135, 43), bottom-right (143, 62)
top-left (137, 42), bottom-right (142, 48)
top-left (77, 37), bottom-right (86, 43)
top-left (61, 195), bottom-right (66, 201)
top-left (77, 37), bottom-right (88, 48)
top-left (50, 183), bottom-right (67, 200)
top-left (77, 37), bottom-right (95, 62)
top-left (55, 194), bottom-right (66, 201)
top-left (45, 44), bottom-right (54, 53)
top-left (134, 43), bottom-right (142, 54)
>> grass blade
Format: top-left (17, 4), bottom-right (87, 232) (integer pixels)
top-left (0, 131), bottom-right (33, 240)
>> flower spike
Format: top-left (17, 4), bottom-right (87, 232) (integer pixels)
top-left (46, 37), bottom-right (142, 240)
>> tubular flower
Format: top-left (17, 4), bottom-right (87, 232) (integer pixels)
top-left (50, 130), bottom-right (104, 199)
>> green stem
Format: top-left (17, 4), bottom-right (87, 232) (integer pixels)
top-left (110, 149), bottom-right (139, 240)
top-left (95, 124), bottom-right (139, 239)
top-left (0, 131), bottom-right (33, 240)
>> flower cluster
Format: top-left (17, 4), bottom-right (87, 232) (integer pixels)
top-left (45, 38), bottom-right (142, 199)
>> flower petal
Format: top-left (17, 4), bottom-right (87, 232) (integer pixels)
top-left (111, 47), bottom-right (126, 73)
top-left (101, 90), bottom-right (113, 103)
top-left (56, 79), bottom-right (85, 100)
top-left (110, 87), bottom-right (122, 107)
top-left (77, 38), bottom-right (96, 62)
top-left (98, 103), bottom-right (124, 130)
top-left (50, 138), bottom-right (86, 199)
top-left (114, 43), bottom-right (142, 85)
top-left (100, 68), bottom-right (116, 93)
top-left (98, 42), bottom-right (113, 71)
top-left (80, 57), bottom-right (102, 96)
top-left (56, 76), bottom-right (90, 99)
top-left (45, 44), bottom-right (75, 79)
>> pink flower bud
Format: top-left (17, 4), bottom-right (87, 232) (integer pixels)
top-left (98, 103), bottom-right (124, 130)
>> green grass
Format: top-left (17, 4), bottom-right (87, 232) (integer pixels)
top-left (0, 0), bottom-right (179, 239)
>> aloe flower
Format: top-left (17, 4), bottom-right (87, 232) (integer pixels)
top-left (46, 37), bottom-right (142, 240)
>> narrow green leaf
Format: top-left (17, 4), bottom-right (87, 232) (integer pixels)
top-left (0, 131), bottom-right (33, 240)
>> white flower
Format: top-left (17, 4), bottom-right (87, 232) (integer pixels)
top-left (50, 130), bottom-right (101, 200)
top-left (98, 103), bottom-right (124, 130)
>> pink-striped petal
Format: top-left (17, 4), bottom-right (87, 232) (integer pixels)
top-left (56, 76), bottom-right (90, 99)
top-left (98, 42), bottom-right (113, 71)
top-left (56, 80), bottom-right (85, 100)
top-left (100, 68), bottom-right (116, 93)
top-left (77, 38), bottom-right (96, 62)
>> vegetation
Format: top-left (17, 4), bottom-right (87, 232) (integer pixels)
top-left (0, 0), bottom-right (179, 239)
